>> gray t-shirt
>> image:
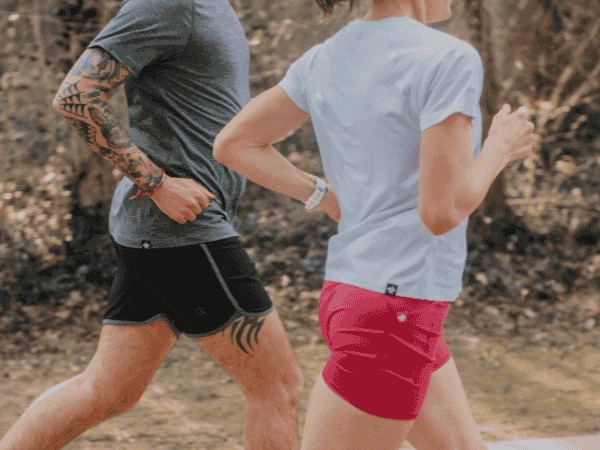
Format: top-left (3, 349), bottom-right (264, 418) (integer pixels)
top-left (89, 0), bottom-right (250, 248)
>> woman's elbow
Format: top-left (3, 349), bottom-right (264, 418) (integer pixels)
top-left (425, 217), bottom-right (454, 236)
top-left (212, 134), bottom-right (231, 165)
top-left (419, 206), bottom-right (457, 236)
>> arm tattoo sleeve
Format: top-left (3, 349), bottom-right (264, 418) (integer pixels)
top-left (53, 48), bottom-right (163, 192)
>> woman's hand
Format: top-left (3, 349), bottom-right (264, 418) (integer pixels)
top-left (487, 104), bottom-right (535, 165)
top-left (318, 181), bottom-right (341, 223)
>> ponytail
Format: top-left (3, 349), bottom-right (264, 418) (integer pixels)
top-left (314, 0), bottom-right (358, 16)
top-left (314, 0), bottom-right (426, 24)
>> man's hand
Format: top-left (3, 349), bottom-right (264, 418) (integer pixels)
top-left (148, 175), bottom-right (216, 224)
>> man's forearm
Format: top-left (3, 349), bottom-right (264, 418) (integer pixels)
top-left (54, 87), bottom-right (163, 192)
top-left (52, 51), bottom-right (163, 192)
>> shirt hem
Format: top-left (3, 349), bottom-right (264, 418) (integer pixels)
top-left (324, 273), bottom-right (459, 302)
top-left (109, 230), bottom-right (240, 249)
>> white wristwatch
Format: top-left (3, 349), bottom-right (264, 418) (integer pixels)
top-left (305, 177), bottom-right (328, 210)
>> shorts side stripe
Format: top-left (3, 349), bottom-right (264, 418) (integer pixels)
top-left (199, 243), bottom-right (274, 318)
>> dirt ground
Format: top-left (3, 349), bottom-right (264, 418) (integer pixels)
top-left (2, 314), bottom-right (600, 450)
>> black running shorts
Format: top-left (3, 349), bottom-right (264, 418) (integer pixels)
top-left (103, 236), bottom-right (274, 338)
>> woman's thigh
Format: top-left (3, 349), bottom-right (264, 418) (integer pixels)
top-left (407, 357), bottom-right (488, 450)
top-left (301, 372), bottom-right (416, 450)
top-left (319, 281), bottom-right (451, 421)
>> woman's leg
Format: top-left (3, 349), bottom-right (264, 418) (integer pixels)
top-left (407, 357), bottom-right (488, 450)
top-left (300, 373), bottom-right (416, 450)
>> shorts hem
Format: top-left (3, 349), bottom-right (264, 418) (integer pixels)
top-left (322, 371), bottom-right (418, 421)
top-left (103, 313), bottom-right (182, 338)
top-left (182, 305), bottom-right (274, 338)
top-left (432, 351), bottom-right (452, 372)
top-left (182, 310), bottom-right (241, 338)
top-left (235, 304), bottom-right (275, 318)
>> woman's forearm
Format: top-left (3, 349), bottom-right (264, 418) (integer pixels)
top-left (446, 137), bottom-right (509, 232)
top-left (214, 142), bottom-right (318, 203)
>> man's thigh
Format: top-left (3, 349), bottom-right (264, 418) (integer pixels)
top-left (83, 318), bottom-right (178, 403)
top-left (194, 309), bottom-right (302, 398)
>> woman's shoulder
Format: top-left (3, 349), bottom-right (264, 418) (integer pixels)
top-left (293, 41), bottom-right (326, 71)
top-left (420, 26), bottom-right (480, 60)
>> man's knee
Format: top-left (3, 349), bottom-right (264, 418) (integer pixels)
top-left (286, 365), bottom-right (304, 408)
top-left (246, 363), bottom-right (304, 410)
top-left (81, 371), bottom-right (146, 417)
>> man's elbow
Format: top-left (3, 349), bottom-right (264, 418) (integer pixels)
top-left (52, 94), bottom-right (65, 115)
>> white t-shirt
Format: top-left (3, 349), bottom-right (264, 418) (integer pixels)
top-left (278, 17), bottom-right (484, 302)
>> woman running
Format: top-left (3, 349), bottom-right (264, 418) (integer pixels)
top-left (213, 0), bottom-right (534, 449)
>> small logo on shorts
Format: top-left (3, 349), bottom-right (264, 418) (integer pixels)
top-left (398, 314), bottom-right (407, 322)
top-left (195, 307), bottom-right (206, 315)
top-left (385, 283), bottom-right (398, 296)
top-left (141, 240), bottom-right (152, 249)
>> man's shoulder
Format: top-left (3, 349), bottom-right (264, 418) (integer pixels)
top-left (117, 0), bottom-right (193, 17)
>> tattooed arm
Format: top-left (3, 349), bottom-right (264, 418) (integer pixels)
top-left (53, 47), bottom-right (164, 193)
top-left (53, 47), bottom-right (215, 224)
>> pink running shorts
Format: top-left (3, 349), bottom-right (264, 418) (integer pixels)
top-left (319, 280), bottom-right (452, 420)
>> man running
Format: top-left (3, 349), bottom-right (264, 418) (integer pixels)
top-left (0, 1), bottom-right (304, 449)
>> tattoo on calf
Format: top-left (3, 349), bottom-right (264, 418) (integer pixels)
top-left (223, 315), bottom-right (266, 355)
top-left (54, 48), bottom-right (163, 192)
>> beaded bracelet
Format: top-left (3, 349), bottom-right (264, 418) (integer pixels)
top-left (129, 168), bottom-right (165, 200)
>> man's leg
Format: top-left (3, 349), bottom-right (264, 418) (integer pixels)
top-left (406, 357), bottom-right (489, 450)
top-left (194, 309), bottom-right (303, 450)
top-left (0, 318), bottom-right (177, 450)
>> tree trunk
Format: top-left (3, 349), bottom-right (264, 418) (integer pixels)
top-left (463, 0), bottom-right (505, 236)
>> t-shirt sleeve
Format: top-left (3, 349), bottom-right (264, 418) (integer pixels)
top-left (419, 47), bottom-right (483, 133)
top-left (88, 0), bottom-right (192, 77)
top-left (278, 44), bottom-right (321, 113)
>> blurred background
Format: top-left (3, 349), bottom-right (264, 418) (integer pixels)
top-left (0, 0), bottom-right (600, 359)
